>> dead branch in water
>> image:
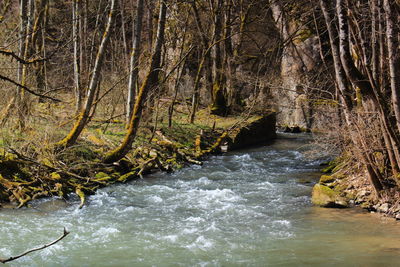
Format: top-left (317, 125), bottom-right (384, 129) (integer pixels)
top-left (0, 228), bottom-right (70, 264)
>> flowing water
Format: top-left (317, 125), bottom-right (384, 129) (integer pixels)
top-left (1, 133), bottom-right (400, 266)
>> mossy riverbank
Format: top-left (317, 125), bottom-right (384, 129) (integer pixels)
top-left (312, 157), bottom-right (400, 220)
top-left (0, 112), bottom-right (276, 209)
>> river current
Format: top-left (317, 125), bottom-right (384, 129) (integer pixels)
top-left (1, 133), bottom-right (399, 266)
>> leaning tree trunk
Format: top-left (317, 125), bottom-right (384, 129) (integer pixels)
top-left (126, 0), bottom-right (144, 125)
top-left (55, 0), bottom-right (116, 149)
top-left (103, 0), bottom-right (167, 164)
top-left (384, 0), bottom-right (400, 135)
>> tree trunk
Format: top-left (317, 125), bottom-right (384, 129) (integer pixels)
top-left (189, 1), bottom-right (214, 123)
top-left (17, 0), bottom-right (34, 129)
top-left (55, 0), bottom-right (116, 149)
top-left (103, 0), bottom-right (167, 163)
top-left (210, 0), bottom-right (228, 116)
top-left (31, 0), bottom-right (48, 101)
top-left (322, 0), bottom-right (384, 195)
top-left (72, 0), bottom-right (82, 112)
top-left (126, 0), bottom-right (144, 124)
top-left (384, 0), bottom-right (400, 134)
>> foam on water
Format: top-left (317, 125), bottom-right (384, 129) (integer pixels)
top-left (1, 134), bottom-right (400, 266)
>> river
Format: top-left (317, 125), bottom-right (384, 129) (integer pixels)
top-left (1, 133), bottom-right (399, 266)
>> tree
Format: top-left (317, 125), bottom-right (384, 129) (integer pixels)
top-left (103, 0), bottom-right (167, 164)
top-left (210, 0), bottom-right (228, 116)
top-left (55, 0), bottom-right (116, 149)
top-left (126, 0), bottom-right (144, 125)
top-left (384, 0), bottom-right (400, 134)
top-left (72, 0), bottom-right (82, 111)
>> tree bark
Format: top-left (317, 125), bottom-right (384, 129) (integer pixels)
top-left (103, 0), bottom-right (167, 163)
top-left (384, 0), bottom-right (400, 134)
top-left (321, 0), bottom-right (384, 195)
top-left (55, 0), bottom-right (116, 149)
top-left (126, 0), bottom-right (144, 124)
top-left (210, 0), bottom-right (228, 116)
top-left (72, 0), bottom-right (82, 112)
top-left (189, 1), bottom-right (214, 123)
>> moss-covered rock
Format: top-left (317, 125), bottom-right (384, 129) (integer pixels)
top-left (312, 184), bottom-right (349, 208)
top-left (319, 175), bottom-right (335, 185)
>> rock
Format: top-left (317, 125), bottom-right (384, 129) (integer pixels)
top-left (377, 203), bottom-right (390, 213)
top-left (319, 175), bottom-right (335, 185)
top-left (358, 189), bottom-right (370, 197)
top-left (396, 214), bottom-right (400, 220)
top-left (311, 184), bottom-right (349, 208)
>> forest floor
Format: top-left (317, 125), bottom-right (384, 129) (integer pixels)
top-left (0, 102), bottom-right (269, 209)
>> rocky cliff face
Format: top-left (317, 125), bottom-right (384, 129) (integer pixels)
top-left (269, 1), bottom-right (321, 130)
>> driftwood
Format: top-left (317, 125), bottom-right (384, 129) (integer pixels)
top-left (0, 228), bottom-right (70, 264)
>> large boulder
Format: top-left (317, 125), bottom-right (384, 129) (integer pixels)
top-left (227, 113), bottom-right (276, 150)
top-left (312, 184), bottom-right (348, 208)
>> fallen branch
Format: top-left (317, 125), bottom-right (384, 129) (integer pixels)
top-left (0, 228), bottom-right (70, 264)
top-left (6, 148), bottom-right (93, 182)
top-left (0, 49), bottom-right (45, 65)
top-left (0, 74), bottom-right (61, 102)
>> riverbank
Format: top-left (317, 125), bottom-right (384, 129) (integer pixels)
top-left (312, 156), bottom-right (400, 220)
top-left (0, 110), bottom-right (276, 209)
top-left (3, 132), bottom-right (400, 266)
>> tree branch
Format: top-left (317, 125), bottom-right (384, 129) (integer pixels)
top-left (0, 74), bottom-right (61, 102)
top-left (0, 228), bottom-right (70, 264)
top-left (0, 49), bottom-right (45, 65)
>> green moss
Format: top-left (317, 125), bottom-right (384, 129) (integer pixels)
top-left (210, 82), bottom-right (228, 116)
top-left (319, 175), bottom-right (335, 184)
top-left (321, 159), bottom-right (339, 173)
top-left (293, 28), bottom-right (312, 44)
top-left (95, 172), bottom-right (109, 179)
top-left (312, 184), bottom-right (348, 208)
top-left (58, 143), bottom-right (99, 163)
top-left (50, 172), bottom-right (61, 180)
top-left (117, 171), bottom-right (138, 182)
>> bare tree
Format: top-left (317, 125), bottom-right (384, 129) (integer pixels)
top-left (55, 0), bottom-right (116, 149)
top-left (384, 0), bottom-right (400, 134)
top-left (103, 0), bottom-right (167, 163)
top-left (72, 0), bottom-right (82, 112)
top-left (126, 0), bottom-right (144, 124)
